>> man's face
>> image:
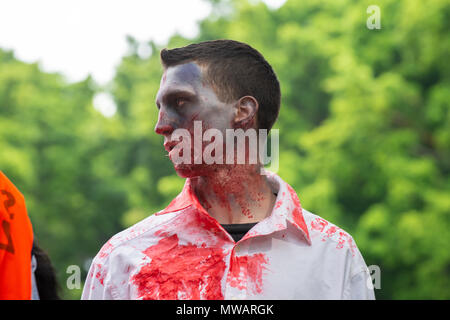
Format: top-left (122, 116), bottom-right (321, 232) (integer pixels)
top-left (154, 62), bottom-right (235, 177)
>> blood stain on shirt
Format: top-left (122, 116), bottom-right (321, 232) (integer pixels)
top-left (287, 185), bottom-right (309, 237)
top-left (311, 217), bottom-right (328, 232)
top-left (95, 264), bottom-right (106, 285)
top-left (325, 226), bottom-right (339, 239)
top-left (132, 234), bottom-right (227, 300)
top-left (227, 253), bottom-right (268, 294)
top-left (310, 217), bottom-right (355, 254)
top-left (275, 200), bottom-right (283, 209)
top-left (98, 241), bottom-right (113, 259)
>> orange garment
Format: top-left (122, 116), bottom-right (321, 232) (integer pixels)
top-left (0, 171), bottom-right (33, 300)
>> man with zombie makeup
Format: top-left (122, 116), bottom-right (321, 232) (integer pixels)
top-left (82, 40), bottom-right (375, 300)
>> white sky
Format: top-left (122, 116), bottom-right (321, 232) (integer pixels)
top-left (0, 0), bottom-right (212, 85)
top-left (0, 0), bottom-right (285, 116)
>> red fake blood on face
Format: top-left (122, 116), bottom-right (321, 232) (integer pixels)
top-left (227, 253), bottom-right (268, 294)
top-left (132, 234), bottom-right (227, 300)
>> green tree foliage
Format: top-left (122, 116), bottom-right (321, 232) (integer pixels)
top-left (0, 0), bottom-right (448, 299)
top-left (194, 0), bottom-right (450, 299)
top-left (0, 49), bottom-right (129, 298)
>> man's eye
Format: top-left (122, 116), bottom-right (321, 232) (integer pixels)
top-left (175, 98), bottom-right (187, 107)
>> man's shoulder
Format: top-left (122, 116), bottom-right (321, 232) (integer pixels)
top-left (94, 209), bottom-right (179, 261)
top-left (301, 209), bottom-right (358, 256)
top-left (301, 209), bottom-right (373, 283)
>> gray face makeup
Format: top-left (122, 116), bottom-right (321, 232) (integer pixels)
top-left (155, 62), bottom-right (235, 177)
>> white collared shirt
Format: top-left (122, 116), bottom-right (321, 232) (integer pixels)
top-left (82, 172), bottom-right (375, 300)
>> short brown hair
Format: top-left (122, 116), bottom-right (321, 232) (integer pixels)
top-left (160, 39), bottom-right (281, 131)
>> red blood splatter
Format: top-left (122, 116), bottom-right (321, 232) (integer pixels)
top-left (287, 185), bottom-right (310, 238)
top-left (345, 235), bottom-right (357, 256)
top-left (98, 241), bottom-right (113, 259)
top-left (336, 231), bottom-right (356, 255)
top-left (311, 217), bottom-right (328, 232)
top-left (227, 253), bottom-right (268, 294)
top-left (196, 190), bottom-right (212, 211)
top-left (311, 218), bottom-right (355, 254)
top-left (157, 188), bottom-right (192, 215)
top-left (275, 200), bottom-right (283, 209)
top-left (336, 231), bottom-right (348, 249)
top-left (95, 264), bottom-right (106, 285)
top-left (159, 206), bottom-right (232, 245)
top-left (325, 226), bottom-right (338, 238)
top-left (132, 234), bottom-right (227, 300)
top-left (256, 192), bottom-right (264, 202)
top-left (276, 223), bottom-right (285, 229)
top-left (241, 207), bottom-right (253, 219)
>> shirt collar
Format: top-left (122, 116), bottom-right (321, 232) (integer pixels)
top-left (156, 171), bottom-right (311, 245)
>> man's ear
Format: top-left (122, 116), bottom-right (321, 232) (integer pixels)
top-left (233, 96), bottom-right (259, 129)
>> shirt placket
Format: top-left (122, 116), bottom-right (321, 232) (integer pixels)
top-left (224, 240), bottom-right (250, 300)
top-left (187, 207), bottom-right (250, 300)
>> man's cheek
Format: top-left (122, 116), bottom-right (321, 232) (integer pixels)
top-left (174, 126), bottom-right (213, 166)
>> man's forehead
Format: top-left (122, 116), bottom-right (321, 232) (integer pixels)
top-left (161, 62), bottom-right (203, 87)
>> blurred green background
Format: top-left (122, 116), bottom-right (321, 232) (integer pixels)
top-left (0, 0), bottom-right (449, 299)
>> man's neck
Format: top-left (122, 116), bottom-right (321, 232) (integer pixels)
top-left (192, 165), bottom-right (276, 224)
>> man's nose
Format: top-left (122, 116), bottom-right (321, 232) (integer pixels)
top-left (154, 110), bottom-right (175, 136)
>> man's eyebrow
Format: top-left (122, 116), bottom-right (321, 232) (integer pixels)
top-left (155, 87), bottom-right (197, 105)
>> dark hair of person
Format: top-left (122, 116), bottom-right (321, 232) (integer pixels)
top-left (160, 39), bottom-right (281, 131)
top-left (32, 240), bottom-right (61, 300)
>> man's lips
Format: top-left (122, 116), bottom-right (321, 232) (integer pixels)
top-left (164, 141), bottom-right (178, 153)
top-left (164, 141), bottom-right (186, 163)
